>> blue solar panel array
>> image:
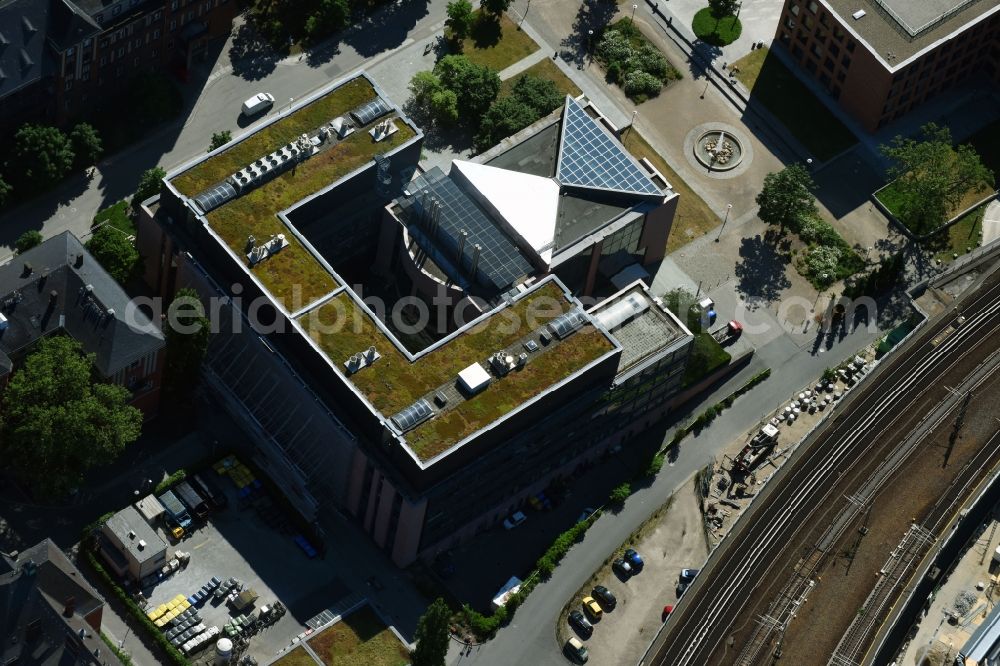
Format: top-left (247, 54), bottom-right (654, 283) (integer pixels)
top-left (557, 97), bottom-right (661, 197)
top-left (400, 169), bottom-right (534, 293)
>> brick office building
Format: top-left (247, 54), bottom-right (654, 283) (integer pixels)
top-left (0, 0), bottom-right (237, 134)
top-left (773, 0), bottom-right (1000, 132)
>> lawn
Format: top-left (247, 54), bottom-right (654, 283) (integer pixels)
top-left (731, 47), bottom-right (855, 161)
top-left (171, 77), bottom-right (378, 196)
top-left (204, 121), bottom-right (415, 308)
top-left (446, 13), bottom-right (539, 71)
top-left (932, 202), bottom-right (987, 264)
top-left (500, 58), bottom-right (581, 98)
top-left (683, 333), bottom-right (731, 387)
top-left (274, 646), bottom-right (319, 666)
top-left (692, 8), bottom-right (742, 46)
top-left (306, 606), bottom-right (410, 666)
top-left (876, 179), bottom-right (993, 230)
top-left (621, 129), bottom-right (719, 252)
top-left (92, 201), bottom-right (135, 236)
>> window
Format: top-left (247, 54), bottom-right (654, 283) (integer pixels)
top-left (96, 12), bottom-right (103, 22)
top-left (804, 15), bottom-right (814, 29)
top-left (846, 39), bottom-right (856, 52)
top-left (151, 48), bottom-right (157, 57)
top-left (790, 4), bottom-right (799, 15)
top-left (808, 0), bottom-right (818, 12)
top-left (805, 58), bottom-right (817, 74)
top-left (785, 16), bottom-right (796, 29)
top-left (66, 46), bottom-right (75, 56)
top-left (169, 19), bottom-right (176, 30)
top-left (841, 54), bottom-right (851, 67)
top-left (113, 5), bottom-right (121, 15)
top-left (117, 47), bottom-right (124, 57)
top-left (810, 42), bottom-right (823, 59)
top-left (836, 70), bottom-right (846, 82)
top-left (834, 26), bottom-right (845, 41)
top-left (824, 57), bottom-right (834, 71)
top-left (819, 11), bottom-right (829, 26)
top-left (100, 56), bottom-right (107, 66)
top-left (792, 44), bottom-right (804, 58)
top-left (154, 28), bottom-right (160, 38)
top-left (171, 0), bottom-right (178, 8)
top-left (829, 43), bottom-right (839, 57)
top-left (65, 79), bottom-right (73, 90)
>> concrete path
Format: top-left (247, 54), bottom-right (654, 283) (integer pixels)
top-left (496, 47), bottom-right (548, 80)
top-left (982, 200), bottom-right (1000, 246)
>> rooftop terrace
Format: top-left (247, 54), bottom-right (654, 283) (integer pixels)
top-left (169, 76), bottom-right (418, 308)
top-left (297, 280), bottom-right (617, 461)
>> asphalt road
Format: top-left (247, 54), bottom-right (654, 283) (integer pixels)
top-left (641, 269), bottom-right (1000, 666)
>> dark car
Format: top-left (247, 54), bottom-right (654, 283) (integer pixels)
top-left (568, 609), bottom-right (593, 637)
top-left (592, 585), bottom-right (617, 610)
top-left (679, 568), bottom-right (700, 583)
top-left (624, 548), bottom-right (644, 569)
top-left (676, 581), bottom-right (690, 598)
top-left (613, 558), bottom-right (633, 577)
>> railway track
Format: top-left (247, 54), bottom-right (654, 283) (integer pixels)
top-left (639, 273), bottom-right (1000, 666)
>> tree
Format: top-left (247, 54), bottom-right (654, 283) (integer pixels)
top-left (411, 598), bottom-right (451, 666)
top-left (409, 71), bottom-right (459, 126)
top-left (15, 230), bottom-right (43, 254)
top-left (510, 74), bottom-right (562, 115)
top-left (163, 288), bottom-right (211, 397)
top-left (12, 124), bottom-right (75, 192)
top-left (86, 225), bottom-right (140, 284)
top-left (446, 0), bottom-right (474, 40)
top-left (304, 0), bottom-right (350, 40)
top-left (880, 123), bottom-right (994, 235)
top-left (69, 122), bottom-right (103, 166)
top-left (434, 55), bottom-right (501, 120)
top-left (429, 88), bottom-right (460, 126)
top-left (708, 0), bottom-right (740, 16)
top-left (756, 164), bottom-right (816, 233)
top-left (0, 175), bottom-right (12, 208)
top-left (410, 70), bottom-right (444, 105)
top-left (133, 166), bottom-right (166, 208)
top-left (209, 130), bottom-right (233, 152)
top-left (481, 0), bottom-right (512, 19)
top-left (609, 482), bottom-right (632, 505)
top-left (0, 336), bottom-right (141, 498)
top-left (475, 96), bottom-right (538, 151)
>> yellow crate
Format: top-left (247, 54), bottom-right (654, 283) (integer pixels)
top-left (179, 599), bottom-right (191, 611)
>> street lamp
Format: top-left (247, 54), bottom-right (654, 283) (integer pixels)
top-left (631, 3), bottom-right (638, 24)
top-left (287, 97), bottom-right (294, 114)
top-left (806, 158), bottom-right (813, 168)
top-left (625, 109), bottom-right (638, 139)
top-left (715, 203), bottom-right (733, 242)
top-left (588, 29), bottom-right (594, 55)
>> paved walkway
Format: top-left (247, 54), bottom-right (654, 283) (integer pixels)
top-left (983, 200), bottom-right (1000, 246)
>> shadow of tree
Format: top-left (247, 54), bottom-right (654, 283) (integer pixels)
top-left (469, 15), bottom-right (502, 48)
top-left (340, 0), bottom-right (431, 58)
top-left (229, 22), bottom-right (284, 81)
top-left (734, 233), bottom-right (792, 303)
top-left (562, 0), bottom-right (618, 67)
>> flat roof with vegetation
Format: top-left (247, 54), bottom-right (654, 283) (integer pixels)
top-left (169, 76), bottom-right (417, 308)
top-left (297, 280), bottom-right (616, 461)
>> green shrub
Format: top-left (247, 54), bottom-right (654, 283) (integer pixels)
top-left (646, 452), bottom-right (666, 477)
top-left (609, 482), bottom-right (632, 505)
top-left (595, 20), bottom-right (678, 101)
top-left (154, 469), bottom-right (186, 495)
top-left (623, 71), bottom-right (663, 99)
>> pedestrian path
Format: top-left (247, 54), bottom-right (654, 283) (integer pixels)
top-left (982, 200), bottom-right (1000, 246)
top-left (497, 47), bottom-right (547, 80)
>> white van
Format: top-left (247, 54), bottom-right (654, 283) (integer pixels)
top-left (241, 92), bottom-right (275, 117)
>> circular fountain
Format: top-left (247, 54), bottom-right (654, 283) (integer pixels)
top-left (694, 129), bottom-right (744, 171)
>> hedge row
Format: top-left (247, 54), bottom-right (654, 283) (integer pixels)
top-left (82, 546), bottom-right (189, 666)
top-left (99, 631), bottom-right (135, 666)
top-left (671, 368), bottom-right (772, 446)
top-left (154, 469), bottom-right (187, 495)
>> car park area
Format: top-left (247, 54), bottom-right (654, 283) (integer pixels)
top-left (557, 476), bottom-right (710, 665)
top-left (109, 457), bottom-right (353, 664)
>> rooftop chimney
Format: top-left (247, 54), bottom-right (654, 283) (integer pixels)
top-left (74, 254), bottom-right (84, 268)
top-left (64, 596), bottom-right (77, 617)
top-left (457, 229), bottom-right (467, 263)
top-left (471, 244), bottom-right (482, 279)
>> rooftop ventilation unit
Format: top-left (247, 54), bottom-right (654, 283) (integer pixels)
top-left (548, 308), bottom-right (588, 339)
top-left (127, 530), bottom-right (136, 540)
top-left (137, 540), bottom-right (146, 551)
top-left (344, 345), bottom-right (380, 374)
top-left (458, 362), bottom-right (491, 395)
top-left (852, 9), bottom-right (866, 19)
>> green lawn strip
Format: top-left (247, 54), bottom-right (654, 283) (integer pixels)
top-left (620, 130), bottom-right (718, 252)
top-left (171, 78), bottom-right (377, 196)
top-left (692, 8), bottom-right (742, 46)
top-left (306, 606), bottom-right (410, 666)
top-left (298, 281), bottom-right (571, 416)
top-left (932, 202), bottom-right (988, 264)
top-left (406, 326), bottom-right (614, 459)
top-left (734, 48), bottom-right (854, 161)
top-left (732, 47), bottom-right (767, 89)
top-left (273, 646), bottom-right (321, 666)
top-left (447, 14), bottom-right (539, 71)
top-left (93, 200), bottom-right (136, 236)
top-left (205, 121), bottom-right (415, 307)
top-left (877, 179), bottom-right (993, 224)
top-left (683, 333), bottom-right (731, 387)
top-left (500, 58), bottom-right (581, 98)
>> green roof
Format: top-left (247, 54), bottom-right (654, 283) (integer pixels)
top-left (297, 281), bottom-right (615, 460)
top-left (171, 76), bottom-right (417, 308)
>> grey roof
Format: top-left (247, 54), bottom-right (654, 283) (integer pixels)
top-left (104, 505), bottom-right (167, 564)
top-left (0, 539), bottom-right (120, 666)
top-left (962, 596), bottom-right (1000, 661)
top-left (48, 0), bottom-right (100, 51)
top-left (0, 231), bottom-right (164, 377)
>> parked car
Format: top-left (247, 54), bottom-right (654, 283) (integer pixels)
top-left (612, 558), bottom-right (633, 577)
top-left (503, 511), bottom-right (527, 530)
top-left (624, 548), bottom-right (644, 569)
top-left (679, 568), bottom-right (700, 583)
top-left (676, 581), bottom-right (690, 598)
top-left (662, 604), bottom-right (674, 621)
top-left (576, 507), bottom-right (596, 524)
top-left (241, 92), bottom-right (275, 117)
top-left (564, 637), bottom-right (589, 663)
top-left (582, 596), bottom-right (603, 620)
top-left (592, 585), bottom-right (617, 610)
top-left (568, 609), bottom-right (592, 637)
